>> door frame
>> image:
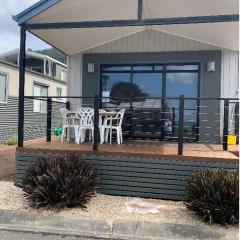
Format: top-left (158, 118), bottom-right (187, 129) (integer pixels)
top-left (100, 63), bottom-right (200, 141)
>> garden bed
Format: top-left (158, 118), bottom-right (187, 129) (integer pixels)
top-left (0, 178), bottom-right (237, 231)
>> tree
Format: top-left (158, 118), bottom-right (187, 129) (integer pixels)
top-left (110, 82), bottom-right (149, 101)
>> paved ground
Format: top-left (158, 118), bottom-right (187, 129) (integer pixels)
top-left (0, 230), bottom-right (103, 240)
top-left (0, 145), bottom-right (16, 179)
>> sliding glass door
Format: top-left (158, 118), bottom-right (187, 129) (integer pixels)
top-left (101, 63), bottom-right (199, 140)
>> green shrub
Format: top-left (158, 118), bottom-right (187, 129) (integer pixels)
top-left (6, 135), bottom-right (17, 145)
top-left (21, 153), bottom-right (99, 209)
top-left (185, 168), bottom-right (239, 225)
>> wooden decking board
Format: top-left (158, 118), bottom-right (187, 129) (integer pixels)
top-left (16, 139), bottom-right (239, 164)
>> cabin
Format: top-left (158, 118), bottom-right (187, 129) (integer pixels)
top-left (13, 0), bottom-right (239, 200)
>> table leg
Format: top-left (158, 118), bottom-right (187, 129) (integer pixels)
top-left (110, 116), bottom-right (113, 145)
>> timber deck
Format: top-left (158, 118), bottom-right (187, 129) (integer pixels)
top-left (17, 138), bottom-right (239, 164)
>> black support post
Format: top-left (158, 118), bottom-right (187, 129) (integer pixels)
top-left (223, 99), bottom-right (229, 151)
top-left (18, 27), bottom-right (26, 147)
top-left (46, 98), bottom-right (52, 142)
top-left (138, 0), bottom-right (143, 22)
top-left (93, 94), bottom-right (99, 151)
top-left (178, 95), bottom-right (184, 155)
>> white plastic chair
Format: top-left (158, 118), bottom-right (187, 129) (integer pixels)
top-left (102, 109), bottom-right (125, 144)
top-left (59, 108), bottom-right (79, 142)
top-left (77, 108), bottom-right (94, 143)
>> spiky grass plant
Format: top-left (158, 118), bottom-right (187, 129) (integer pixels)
top-left (21, 153), bottom-right (99, 209)
top-left (185, 168), bottom-right (239, 224)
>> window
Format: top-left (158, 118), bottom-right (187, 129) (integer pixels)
top-left (60, 70), bottom-right (67, 81)
top-left (56, 87), bottom-right (62, 100)
top-left (0, 73), bottom-right (8, 103)
top-left (33, 83), bottom-right (48, 112)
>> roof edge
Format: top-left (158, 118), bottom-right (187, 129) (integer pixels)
top-left (0, 60), bottom-right (67, 85)
top-left (0, 49), bottom-right (67, 67)
top-left (12, 0), bottom-right (61, 25)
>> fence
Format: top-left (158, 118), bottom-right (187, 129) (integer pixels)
top-left (20, 95), bottom-right (239, 155)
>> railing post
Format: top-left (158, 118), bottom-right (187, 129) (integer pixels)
top-left (178, 95), bottom-right (184, 155)
top-left (161, 98), bottom-right (166, 140)
top-left (46, 98), bottom-right (52, 142)
top-left (235, 102), bottom-right (239, 144)
top-left (223, 99), bottom-right (229, 151)
top-left (66, 101), bottom-right (70, 110)
top-left (172, 107), bottom-right (176, 137)
top-left (93, 94), bottom-right (99, 151)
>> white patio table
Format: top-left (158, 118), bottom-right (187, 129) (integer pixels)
top-left (66, 110), bottom-right (118, 145)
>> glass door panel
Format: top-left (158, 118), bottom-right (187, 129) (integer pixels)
top-left (101, 73), bottom-right (131, 109)
top-left (166, 72), bottom-right (198, 140)
top-left (132, 73), bottom-right (162, 138)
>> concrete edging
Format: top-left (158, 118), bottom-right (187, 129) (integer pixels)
top-left (0, 209), bottom-right (237, 240)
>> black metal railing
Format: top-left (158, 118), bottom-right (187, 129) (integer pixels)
top-left (20, 95), bottom-right (239, 156)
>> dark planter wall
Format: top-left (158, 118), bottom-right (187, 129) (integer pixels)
top-left (16, 152), bottom-right (238, 201)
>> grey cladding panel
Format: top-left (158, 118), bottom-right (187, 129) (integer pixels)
top-left (0, 96), bottom-right (65, 144)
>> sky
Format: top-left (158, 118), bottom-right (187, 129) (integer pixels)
top-left (0, 0), bottom-right (50, 54)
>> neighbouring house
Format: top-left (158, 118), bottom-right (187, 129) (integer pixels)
top-left (0, 50), bottom-right (67, 144)
top-left (12, 0), bottom-right (239, 200)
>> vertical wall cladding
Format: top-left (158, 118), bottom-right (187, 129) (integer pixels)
top-left (67, 54), bottom-right (83, 110)
top-left (16, 152), bottom-right (239, 201)
top-left (85, 30), bottom-right (220, 53)
top-left (0, 96), bottom-right (64, 144)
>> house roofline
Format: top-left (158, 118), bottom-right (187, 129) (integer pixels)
top-left (12, 0), bottom-right (61, 25)
top-left (0, 60), bottom-right (66, 85)
top-left (0, 49), bottom-right (67, 68)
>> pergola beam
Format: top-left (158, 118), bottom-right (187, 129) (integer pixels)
top-left (23, 14), bottom-right (239, 30)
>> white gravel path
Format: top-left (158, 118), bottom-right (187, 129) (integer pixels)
top-left (0, 179), bottom-right (237, 231)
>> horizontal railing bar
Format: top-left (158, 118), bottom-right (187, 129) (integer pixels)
top-left (24, 96), bottom-right (239, 101)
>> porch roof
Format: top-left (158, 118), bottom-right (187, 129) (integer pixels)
top-left (13, 0), bottom-right (239, 55)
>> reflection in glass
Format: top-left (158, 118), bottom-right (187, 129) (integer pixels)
top-left (102, 66), bottom-right (131, 71)
top-left (154, 65), bottom-right (164, 71)
top-left (133, 65), bottom-right (153, 71)
top-left (166, 72), bottom-right (198, 138)
top-left (132, 73), bottom-right (162, 99)
top-left (166, 65), bottom-right (199, 71)
top-left (101, 73), bottom-right (131, 104)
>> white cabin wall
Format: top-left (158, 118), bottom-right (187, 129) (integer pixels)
top-left (221, 49), bottom-right (239, 98)
top-left (67, 54), bottom-right (83, 109)
top-left (85, 29), bottom-right (220, 53)
top-left (220, 49), bottom-right (239, 135)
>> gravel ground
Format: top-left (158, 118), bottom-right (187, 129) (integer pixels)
top-left (0, 179), bottom-right (237, 231)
